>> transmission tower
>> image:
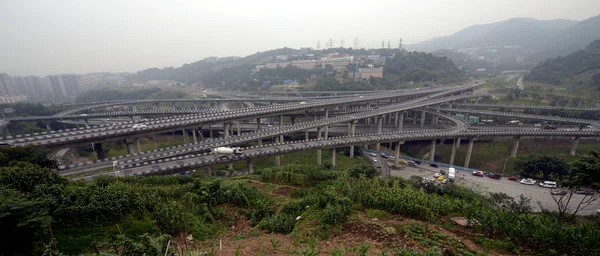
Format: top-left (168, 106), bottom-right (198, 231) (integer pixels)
top-left (381, 40), bottom-right (384, 49)
top-left (327, 38), bottom-right (334, 48)
top-left (340, 39), bottom-right (345, 48)
top-left (353, 38), bottom-right (359, 49)
top-left (387, 41), bottom-right (391, 49)
top-left (398, 39), bottom-right (403, 50)
top-left (316, 41), bottom-right (321, 50)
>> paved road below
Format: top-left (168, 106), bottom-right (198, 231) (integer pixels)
top-left (388, 160), bottom-right (600, 215)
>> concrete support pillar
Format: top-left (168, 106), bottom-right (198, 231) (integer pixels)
top-left (324, 108), bottom-right (329, 138)
top-left (570, 137), bottom-right (580, 156)
top-left (455, 138), bottom-right (461, 149)
top-left (209, 126), bottom-right (213, 138)
top-left (224, 123), bottom-right (230, 137)
top-left (394, 112), bottom-right (400, 128)
top-left (511, 137), bottom-right (521, 158)
top-left (449, 138), bottom-right (457, 166)
top-left (305, 130), bottom-right (309, 141)
top-left (131, 105), bottom-right (137, 111)
top-left (475, 97), bottom-right (479, 104)
top-left (429, 139), bottom-right (436, 162)
top-left (171, 102), bottom-right (176, 110)
top-left (464, 139), bottom-right (474, 168)
top-left (43, 121), bottom-right (51, 130)
top-left (247, 160), bottom-right (254, 174)
top-left (198, 127), bottom-right (204, 141)
top-left (256, 118), bottom-right (261, 130)
top-left (135, 138), bottom-right (142, 153)
top-left (204, 167), bottom-right (211, 176)
top-left (236, 121), bottom-right (241, 135)
top-left (279, 115), bottom-right (284, 127)
top-left (275, 136), bottom-right (281, 167)
top-left (394, 141), bottom-right (404, 168)
top-left (182, 129), bottom-right (188, 144)
top-left (413, 111), bottom-right (418, 125)
top-left (331, 148), bottom-right (336, 167)
top-left (93, 142), bottom-right (105, 159)
top-left (420, 111), bottom-right (426, 128)
top-left (317, 127), bottom-right (322, 165)
top-left (125, 139), bottom-right (135, 155)
top-left (376, 115), bottom-right (383, 150)
top-left (192, 128), bottom-right (198, 144)
top-left (349, 121), bottom-right (356, 158)
top-left (398, 111), bottom-right (404, 132)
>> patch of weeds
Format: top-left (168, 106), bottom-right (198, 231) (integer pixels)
top-left (269, 236), bottom-right (281, 252)
top-left (473, 233), bottom-right (520, 254)
top-left (231, 230), bottom-right (261, 240)
top-left (365, 209), bottom-right (389, 219)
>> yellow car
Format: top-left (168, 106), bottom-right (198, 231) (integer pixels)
top-left (399, 159), bottom-right (408, 164)
top-left (437, 175), bottom-right (446, 181)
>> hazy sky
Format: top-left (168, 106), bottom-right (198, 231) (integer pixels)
top-left (1, 0), bottom-right (598, 76)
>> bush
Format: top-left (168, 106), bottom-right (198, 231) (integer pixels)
top-left (259, 214), bottom-right (296, 234)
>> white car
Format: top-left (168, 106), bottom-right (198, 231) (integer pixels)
top-left (132, 124), bottom-right (147, 129)
top-left (520, 178), bottom-right (536, 185)
top-left (539, 181), bottom-right (557, 188)
top-left (299, 101), bottom-right (307, 105)
top-left (434, 173), bottom-right (442, 178)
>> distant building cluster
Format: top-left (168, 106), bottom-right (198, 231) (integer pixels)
top-left (257, 53), bottom-right (386, 80)
top-left (0, 72), bottom-right (81, 103)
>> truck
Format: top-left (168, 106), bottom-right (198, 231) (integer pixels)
top-left (211, 147), bottom-right (243, 158)
top-left (448, 167), bottom-right (456, 181)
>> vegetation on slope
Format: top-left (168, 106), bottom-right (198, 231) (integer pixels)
top-left (3, 145), bottom-right (600, 255)
top-left (74, 87), bottom-right (187, 103)
top-left (384, 52), bottom-right (464, 84)
top-left (526, 40), bottom-right (600, 87)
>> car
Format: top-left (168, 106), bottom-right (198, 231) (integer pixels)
top-left (371, 159), bottom-right (378, 163)
top-left (472, 171), bottom-right (484, 177)
top-left (358, 96), bottom-right (364, 99)
top-left (434, 173), bottom-right (442, 178)
top-left (112, 123), bottom-right (123, 129)
top-left (551, 189), bottom-right (567, 195)
top-left (489, 174), bottom-right (502, 180)
top-left (407, 161), bottom-right (417, 167)
top-left (429, 163), bottom-right (438, 167)
top-left (437, 175), bottom-right (446, 181)
top-left (0, 142), bottom-right (14, 147)
top-left (575, 188), bottom-right (595, 195)
top-left (132, 124), bottom-right (147, 129)
top-left (441, 179), bottom-right (448, 184)
top-left (539, 181), bottom-right (558, 188)
top-left (520, 178), bottom-right (536, 185)
top-left (508, 176), bottom-right (518, 181)
top-left (299, 101), bottom-right (307, 105)
top-left (79, 114), bottom-right (88, 117)
top-left (399, 159), bottom-right (408, 164)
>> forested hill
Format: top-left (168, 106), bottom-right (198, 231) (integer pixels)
top-left (525, 40), bottom-right (600, 87)
top-left (131, 48), bottom-right (303, 83)
top-left (384, 52), bottom-right (464, 83)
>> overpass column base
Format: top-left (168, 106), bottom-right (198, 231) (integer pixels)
top-left (247, 160), bottom-right (254, 174)
top-left (464, 139), bottom-right (475, 168)
top-left (510, 137), bottom-right (521, 158)
top-left (204, 167), bottom-right (211, 176)
top-left (570, 137), bottom-right (580, 156)
top-left (455, 138), bottom-right (461, 149)
top-left (394, 141), bottom-right (404, 168)
top-left (398, 111), bottom-right (404, 132)
top-left (420, 111), bottom-right (426, 128)
top-left (449, 139), bottom-right (458, 166)
top-left (228, 163), bottom-right (233, 170)
top-left (135, 138), bottom-right (142, 154)
top-left (331, 148), bottom-right (336, 167)
top-left (93, 142), bottom-right (105, 160)
top-left (429, 140), bottom-right (436, 162)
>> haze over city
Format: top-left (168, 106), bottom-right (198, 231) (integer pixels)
top-left (1, 0), bottom-right (599, 76)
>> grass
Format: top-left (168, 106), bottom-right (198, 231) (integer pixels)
top-left (211, 148), bottom-right (369, 171)
top-left (364, 209), bottom-right (389, 219)
top-left (103, 135), bottom-right (186, 158)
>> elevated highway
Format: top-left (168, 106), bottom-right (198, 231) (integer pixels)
top-left (95, 128), bottom-right (600, 178)
top-left (4, 82), bottom-right (484, 148)
top-left (456, 103), bottom-right (600, 111)
top-left (437, 107), bottom-right (600, 127)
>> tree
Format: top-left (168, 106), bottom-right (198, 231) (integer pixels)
top-left (0, 187), bottom-right (50, 255)
top-left (548, 150), bottom-right (600, 219)
top-left (514, 155), bottom-right (568, 180)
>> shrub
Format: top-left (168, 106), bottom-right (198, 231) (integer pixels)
top-left (259, 214), bottom-right (296, 234)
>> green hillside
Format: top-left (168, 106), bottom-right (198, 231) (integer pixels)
top-left (525, 40), bottom-right (600, 89)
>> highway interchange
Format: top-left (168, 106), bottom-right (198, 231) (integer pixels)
top-left (3, 79), bottom-right (600, 214)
